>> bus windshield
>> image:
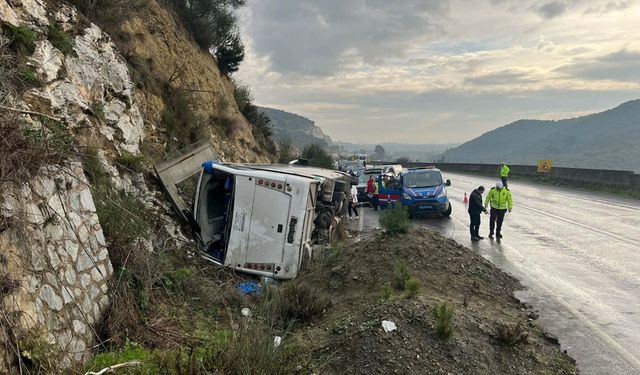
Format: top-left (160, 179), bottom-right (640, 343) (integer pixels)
top-left (403, 171), bottom-right (442, 188)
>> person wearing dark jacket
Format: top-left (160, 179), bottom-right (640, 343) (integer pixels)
top-left (468, 186), bottom-right (488, 241)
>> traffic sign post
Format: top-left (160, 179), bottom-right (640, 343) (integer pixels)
top-left (537, 159), bottom-right (553, 173)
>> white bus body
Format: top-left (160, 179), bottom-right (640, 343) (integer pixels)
top-left (155, 141), bottom-right (355, 279)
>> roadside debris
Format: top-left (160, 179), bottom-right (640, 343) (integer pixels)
top-left (273, 336), bottom-right (283, 348)
top-left (381, 320), bottom-right (397, 332)
top-left (238, 281), bottom-right (261, 295)
top-left (241, 308), bottom-right (252, 317)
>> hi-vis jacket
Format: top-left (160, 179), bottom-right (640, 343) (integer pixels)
top-left (500, 165), bottom-right (510, 178)
top-left (485, 187), bottom-right (513, 210)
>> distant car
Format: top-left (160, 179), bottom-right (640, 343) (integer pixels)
top-left (356, 168), bottom-right (383, 203)
top-left (342, 160), bottom-right (364, 174)
top-left (378, 167), bottom-right (451, 217)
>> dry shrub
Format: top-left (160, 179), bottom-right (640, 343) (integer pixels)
top-left (494, 321), bottom-right (529, 346)
top-left (0, 119), bottom-right (71, 183)
top-left (0, 272), bottom-right (20, 298)
top-left (212, 319), bottom-right (302, 375)
top-left (265, 283), bottom-right (331, 326)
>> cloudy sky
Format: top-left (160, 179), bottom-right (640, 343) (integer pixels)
top-left (236, 0), bottom-right (640, 144)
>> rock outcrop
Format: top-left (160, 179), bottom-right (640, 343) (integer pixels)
top-left (0, 0), bottom-right (255, 371)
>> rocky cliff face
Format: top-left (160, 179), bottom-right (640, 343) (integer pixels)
top-left (0, 0), bottom-right (259, 372)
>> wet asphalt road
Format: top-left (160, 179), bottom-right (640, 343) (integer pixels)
top-left (348, 172), bottom-right (640, 375)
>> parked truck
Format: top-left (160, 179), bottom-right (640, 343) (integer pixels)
top-left (155, 140), bottom-right (356, 279)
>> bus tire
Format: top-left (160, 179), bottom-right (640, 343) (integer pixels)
top-left (335, 180), bottom-right (350, 192)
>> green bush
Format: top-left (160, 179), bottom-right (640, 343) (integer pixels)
top-left (379, 204), bottom-right (410, 234)
top-left (382, 283), bottom-right (392, 300)
top-left (17, 65), bottom-right (39, 86)
top-left (405, 277), bottom-right (422, 299)
top-left (47, 24), bottom-right (75, 55)
top-left (433, 301), bottom-right (455, 341)
top-left (82, 149), bottom-right (111, 187)
top-left (4, 24), bottom-right (37, 55)
top-left (19, 331), bottom-right (62, 374)
top-left (393, 261), bottom-right (411, 290)
top-left (115, 151), bottom-right (146, 173)
top-left (94, 189), bottom-right (151, 250)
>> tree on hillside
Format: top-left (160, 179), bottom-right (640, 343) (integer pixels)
top-left (215, 30), bottom-right (244, 74)
top-left (374, 144), bottom-right (387, 160)
top-left (277, 139), bottom-right (296, 164)
top-left (396, 157), bottom-right (410, 164)
top-left (166, 0), bottom-right (246, 74)
top-left (301, 144), bottom-right (333, 169)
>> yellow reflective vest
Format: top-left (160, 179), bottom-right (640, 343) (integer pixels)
top-left (500, 165), bottom-right (510, 178)
top-left (485, 187), bottom-right (513, 210)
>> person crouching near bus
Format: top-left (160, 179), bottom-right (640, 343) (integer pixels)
top-left (468, 186), bottom-right (488, 241)
top-left (349, 184), bottom-right (359, 219)
top-left (484, 181), bottom-right (513, 241)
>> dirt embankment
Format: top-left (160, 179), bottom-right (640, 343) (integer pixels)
top-left (295, 229), bottom-right (578, 374)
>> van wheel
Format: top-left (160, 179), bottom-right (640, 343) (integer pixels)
top-left (332, 191), bottom-right (346, 203)
top-left (441, 203), bottom-right (452, 218)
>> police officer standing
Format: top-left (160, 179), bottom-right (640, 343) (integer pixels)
top-left (468, 186), bottom-right (488, 241)
top-left (484, 181), bottom-right (513, 241)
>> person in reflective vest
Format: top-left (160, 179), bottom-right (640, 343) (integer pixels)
top-left (500, 162), bottom-right (510, 188)
top-left (484, 181), bottom-right (513, 241)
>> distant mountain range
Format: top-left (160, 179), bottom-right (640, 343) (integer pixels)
top-left (440, 100), bottom-right (640, 172)
top-left (258, 107), bottom-right (334, 148)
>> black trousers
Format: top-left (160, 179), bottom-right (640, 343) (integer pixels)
top-left (469, 213), bottom-right (481, 237)
top-left (501, 177), bottom-right (508, 188)
top-left (371, 195), bottom-right (379, 210)
top-left (348, 201), bottom-right (359, 217)
top-left (489, 208), bottom-right (507, 235)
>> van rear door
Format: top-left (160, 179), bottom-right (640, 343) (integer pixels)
top-left (246, 183), bottom-right (292, 264)
top-left (154, 139), bottom-right (217, 221)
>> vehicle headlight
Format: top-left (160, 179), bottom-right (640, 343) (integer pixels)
top-left (402, 193), bottom-right (412, 200)
top-left (437, 188), bottom-right (447, 199)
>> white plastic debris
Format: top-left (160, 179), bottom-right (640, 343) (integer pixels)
top-left (381, 320), bottom-right (397, 332)
top-left (241, 308), bottom-right (251, 317)
top-left (273, 336), bottom-right (282, 348)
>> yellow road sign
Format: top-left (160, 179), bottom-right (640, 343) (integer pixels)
top-left (537, 159), bottom-right (553, 173)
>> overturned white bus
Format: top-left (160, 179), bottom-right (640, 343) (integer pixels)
top-left (155, 140), bottom-right (356, 279)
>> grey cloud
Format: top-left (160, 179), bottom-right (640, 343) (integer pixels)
top-left (585, 1), bottom-right (633, 14)
top-left (537, 1), bottom-right (567, 18)
top-left (465, 70), bottom-right (538, 86)
top-left (243, 0), bottom-right (449, 76)
top-left (555, 48), bottom-right (640, 81)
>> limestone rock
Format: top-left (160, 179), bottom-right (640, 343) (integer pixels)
top-left (39, 285), bottom-right (63, 311)
top-left (28, 40), bottom-right (64, 83)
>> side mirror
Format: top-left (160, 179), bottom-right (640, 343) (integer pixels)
top-left (445, 179), bottom-right (451, 187)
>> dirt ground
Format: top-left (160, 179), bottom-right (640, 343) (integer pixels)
top-left (294, 228), bottom-right (578, 375)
